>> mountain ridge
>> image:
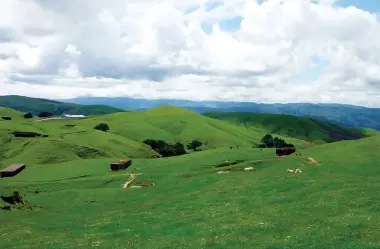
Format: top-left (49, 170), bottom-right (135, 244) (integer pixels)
top-left (62, 96), bottom-right (380, 130)
top-left (0, 95), bottom-right (123, 116)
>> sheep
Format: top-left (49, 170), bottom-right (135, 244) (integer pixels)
top-left (244, 167), bottom-right (254, 171)
top-left (217, 171), bottom-right (229, 174)
top-left (295, 169), bottom-right (303, 174)
top-left (287, 169), bottom-right (294, 173)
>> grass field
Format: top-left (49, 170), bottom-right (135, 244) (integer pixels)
top-left (2, 138), bottom-right (380, 248)
top-left (1, 106), bottom-right (379, 248)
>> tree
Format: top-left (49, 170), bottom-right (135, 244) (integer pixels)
top-left (24, 112), bottom-right (33, 119)
top-left (143, 139), bottom-right (187, 157)
top-left (261, 134), bottom-right (274, 147)
top-left (94, 123), bottom-right (110, 132)
top-left (260, 134), bottom-right (294, 148)
top-left (273, 137), bottom-right (287, 148)
top-left (173, 142), bottom-right (186, 155)
top-left (38, 111), bottom-right (53, 118)
top-left (187, 140), bottom-right (203, 151)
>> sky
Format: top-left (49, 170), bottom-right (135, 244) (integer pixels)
top-left (0, 0), bottom-right (380, 107)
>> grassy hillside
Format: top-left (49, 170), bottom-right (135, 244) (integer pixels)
top-left (0, 95), bottom-right (123, 116)
top-left (301, 135), bottom-right (380, 173)
top-left (1, 136), bottom-right (380, 248)
top-left (1, 105), bottom-right (380, 248)
top-left (77, 106), bottom-right (312, 149)
top-left (0, 106), bottom-right (370, 169)
top-left (0, 107), bottom-right (25, 120)
top-left (0, 111), bottom-right (157, 168)
top-left (0, 106), bottom-right (314, 169)
top-left (204, 112), bottom-right (368, 144)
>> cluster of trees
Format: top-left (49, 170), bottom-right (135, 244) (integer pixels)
top-left (24, 113), bottom-right (33, 119)
top-left (94, 123), bottom-right (110, 132)
top-left (143, 139), bottom-right (187, 157)
top-left (259, 134), bottom-right (294, 148)
top-left (38, 112), bottom-right (53, 118)
top-left (23, 112), bottom-right (53, 119)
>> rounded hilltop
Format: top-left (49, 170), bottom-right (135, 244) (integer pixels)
top-left (144, 105), bottom-right (197, 116)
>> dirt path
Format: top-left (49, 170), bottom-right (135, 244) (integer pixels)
top-left (121, 173), bottom-right (145, 188)
top-left (305, 157), bottom-right (321, 166)
top-left (122, 175), bottom-right (137, 189)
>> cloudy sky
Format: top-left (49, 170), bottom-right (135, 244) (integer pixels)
top-left (1, 0), bottom-right (380, 107)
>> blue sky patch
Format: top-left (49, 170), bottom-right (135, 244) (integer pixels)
top-left (295, 56), bottom-right (329, 83)
top-left (201, 23), bottom-right (212, 35)
top-left (205, 1), bottom-right (223, 11)
top-left (184, 5), bottom-right (200, 15)
top-left (336, 0), bottom-right (380, 13)
top-left (219, 16), bottom-right (243, 32)
top-left (201, 16), bottom-right (242, 35)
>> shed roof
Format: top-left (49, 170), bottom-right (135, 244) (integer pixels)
top-left (63, 114), bottom-right (86, 118)
top-left (1, 164), bottom-right (25, 172)
top-left (276, 147), bottom-right (295, 151)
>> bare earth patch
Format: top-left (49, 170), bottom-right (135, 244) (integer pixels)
top-left (305, 157), bottom-right (321, 166)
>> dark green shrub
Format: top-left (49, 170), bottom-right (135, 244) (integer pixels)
top-left (94, 123), bottom-right (109, 132)
top-left (24, 113), bottom-right (33, 119)
top-left (143, 139), bottom-right (186, 157)
top-left (38, 112), bottom-right (53, 118)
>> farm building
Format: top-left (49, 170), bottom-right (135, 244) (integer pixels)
top-left (0, 164), bottom-right (26, 178)
top-left (276, 147), bottom-right (296, 156)
top-left (63, 114), bottom-right (86, 119)
top-left (110, 159), bottom-right (132, 171)
top-left (12, 131), bottom-right (48, 138)
top-left (1, 116), bottom-right (11, 120)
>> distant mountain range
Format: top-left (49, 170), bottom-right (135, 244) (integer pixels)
top-left (62, 96), bottom-right (380, 131)
top-left (0, 95), bottom-right (123, 116)
top-left (0, 95), bottom-right (378, 131)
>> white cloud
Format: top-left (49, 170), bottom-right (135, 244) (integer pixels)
top-left (0, 0), bottom-right (379, 107)
top-left (15, 44), bottom-right (41, 68)
top-left (64, 44), bottom-right (81, 57)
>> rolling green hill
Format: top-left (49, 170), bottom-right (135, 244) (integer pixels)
top-left (0, 107), bottom-right (25, 120)
top-left (0, 95), bottom-right (123, 116)
top-left (0, 108), bottom-right (158, 168)
top-left (0, 106), bottom-right (314, 168)
top-left (76, 106), bottom-right (312, 149)
top-left (204, 112), bottom-right (369, 144)
top-left (0, 106), bottom-right (371, 169)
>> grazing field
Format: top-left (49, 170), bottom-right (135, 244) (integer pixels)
top-left (1, 138), bottom-right (380, 249)
top-left (1, 105), bottom-right (379, 248)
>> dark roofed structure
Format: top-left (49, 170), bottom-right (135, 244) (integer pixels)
top-left (0, 164), bottom-right (26, 178)
top-left (12, 131), bottom-right (48, 138)
top-left (276, 147), bottom-right (296, 156)
top-left (110, 159), bottom-right (132, 171)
